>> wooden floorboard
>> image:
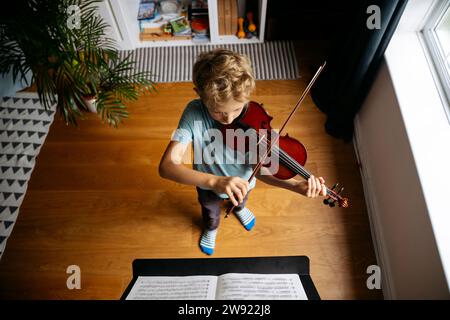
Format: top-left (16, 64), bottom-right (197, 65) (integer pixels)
top-left (0, 42), bottom-right (382, 299)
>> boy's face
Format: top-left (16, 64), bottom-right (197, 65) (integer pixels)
top-left (207, 99), bottom-right (248, 125)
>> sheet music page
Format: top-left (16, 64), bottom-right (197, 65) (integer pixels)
top-left (126, 275), bottom-right (218, 300)
top-left (215, 273), bottom-right (308, 300)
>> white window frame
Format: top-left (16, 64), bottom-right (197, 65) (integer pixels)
top-left (421, 0), bottom-right (450, 122)
top-left (383, 0), bottom-right (450, 294)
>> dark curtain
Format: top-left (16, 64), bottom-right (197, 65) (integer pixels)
top-left (311, 0), bottom-right (408, 141)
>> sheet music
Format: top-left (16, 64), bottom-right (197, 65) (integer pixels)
top-left (216, 273), bottom-right (308, 300)
top-left (126, 275), bottom-right (217, 300)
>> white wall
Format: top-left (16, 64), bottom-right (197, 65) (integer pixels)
top-left (354, 59), bottom-right (449, 299)
top-left (0, 70), bottom-right (31, 98)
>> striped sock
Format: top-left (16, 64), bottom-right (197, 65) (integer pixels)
top-left (235, 207), bottom-right (255, 231)
top-left (199, 228), bottom-right (218, 255)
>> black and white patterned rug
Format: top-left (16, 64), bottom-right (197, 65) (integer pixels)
top-left (118, 40), bottom-right (300, 82)
top-left (0, 93), bottom-right (56, 260)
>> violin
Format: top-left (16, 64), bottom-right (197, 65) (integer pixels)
top-left (220, 63), bottom-right (349, 215)
top-left (221, 101), bottom-right (349, 208)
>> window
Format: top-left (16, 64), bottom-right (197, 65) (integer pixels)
top-left (421, 1), bottom-right (450, 119)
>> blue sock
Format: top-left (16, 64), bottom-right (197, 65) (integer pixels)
top-left (199, 228), bottom-right (218, 255)
top-left (235, 207), bottom-right (255, 231)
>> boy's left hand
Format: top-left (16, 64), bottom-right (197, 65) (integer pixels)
top-left (294, 175), bottom-right (327, 198)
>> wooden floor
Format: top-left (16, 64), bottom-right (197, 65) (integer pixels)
top-left (0, 43), bottom-right (382, 299)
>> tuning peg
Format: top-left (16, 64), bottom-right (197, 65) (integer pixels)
top-left (323, 197), bottom-right (336, 207)
top-left (330, 183), bottom-right (338, 191)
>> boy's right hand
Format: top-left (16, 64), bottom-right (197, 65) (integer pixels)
top-left (211, 176), bottom-right (249, 206)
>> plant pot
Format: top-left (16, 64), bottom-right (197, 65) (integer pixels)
top-left (82, 95), bottom-right (97, 113)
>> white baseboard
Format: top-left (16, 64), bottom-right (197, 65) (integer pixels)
top-left (353, 114), bottom-right (395, 300)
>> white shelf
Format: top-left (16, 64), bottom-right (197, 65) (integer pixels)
top-left (216, 35), bottom-right (262, 44)
top-left (209, 0), bottom-right (266, 45)
top-left (99, 0), bottom-right (267, 49)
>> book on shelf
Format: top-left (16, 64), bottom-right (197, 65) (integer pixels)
top-left (139, 14), bottom-right (165, 33)
top-left (137, 1), bottom-right (156, 20)
top-left (170, 15), bottom-right (192, 36)
top-left (170, 15), bottom-right (190, 33)
top-left (218, 0), bottom-right (238, 36)
top-left (125, 273), bottom-right (308, 300)
top-left (224, 0), bottom-right (231, 35)
top-left (139, 33), bottom-right (192, 41)
top-left (230, 0), bottom-right (238, 35)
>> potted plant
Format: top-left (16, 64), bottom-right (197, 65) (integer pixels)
top-left (0, 0), bottom-right (156, 127)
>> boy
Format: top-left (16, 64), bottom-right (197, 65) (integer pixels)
top-left (159, 49), bottom-right (326, 255)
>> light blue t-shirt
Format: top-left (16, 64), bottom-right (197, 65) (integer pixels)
top-left (171, 99), bottom-right (256, 198)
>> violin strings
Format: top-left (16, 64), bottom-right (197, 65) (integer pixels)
top-left (245, 131), bottom-right (332, 196)
top-left (273, 145), bottom-right (334, 197)
top-left (249, 131), bottom-right (310, 178)
top-left (245, 130), bottom-right (309, 178)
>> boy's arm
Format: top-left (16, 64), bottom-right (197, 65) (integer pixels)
top-left (159, 140), bottom-right (215, 190)
top-left (158, 141), bottom-right (249, 206)
top-left (255, 166), bottom-right (327, 198)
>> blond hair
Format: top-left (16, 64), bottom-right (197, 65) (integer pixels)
top-left (193, 49), bottom-right (255, 109)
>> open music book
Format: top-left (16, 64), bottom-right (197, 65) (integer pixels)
top-left (125, 273), bottom-right (308, 300)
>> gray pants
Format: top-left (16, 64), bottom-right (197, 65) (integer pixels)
top-left (196, 187), bottom-right (250, 231)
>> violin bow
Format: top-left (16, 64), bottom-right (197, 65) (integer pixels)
top-left (225, 61), bottom-right (327, 218)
